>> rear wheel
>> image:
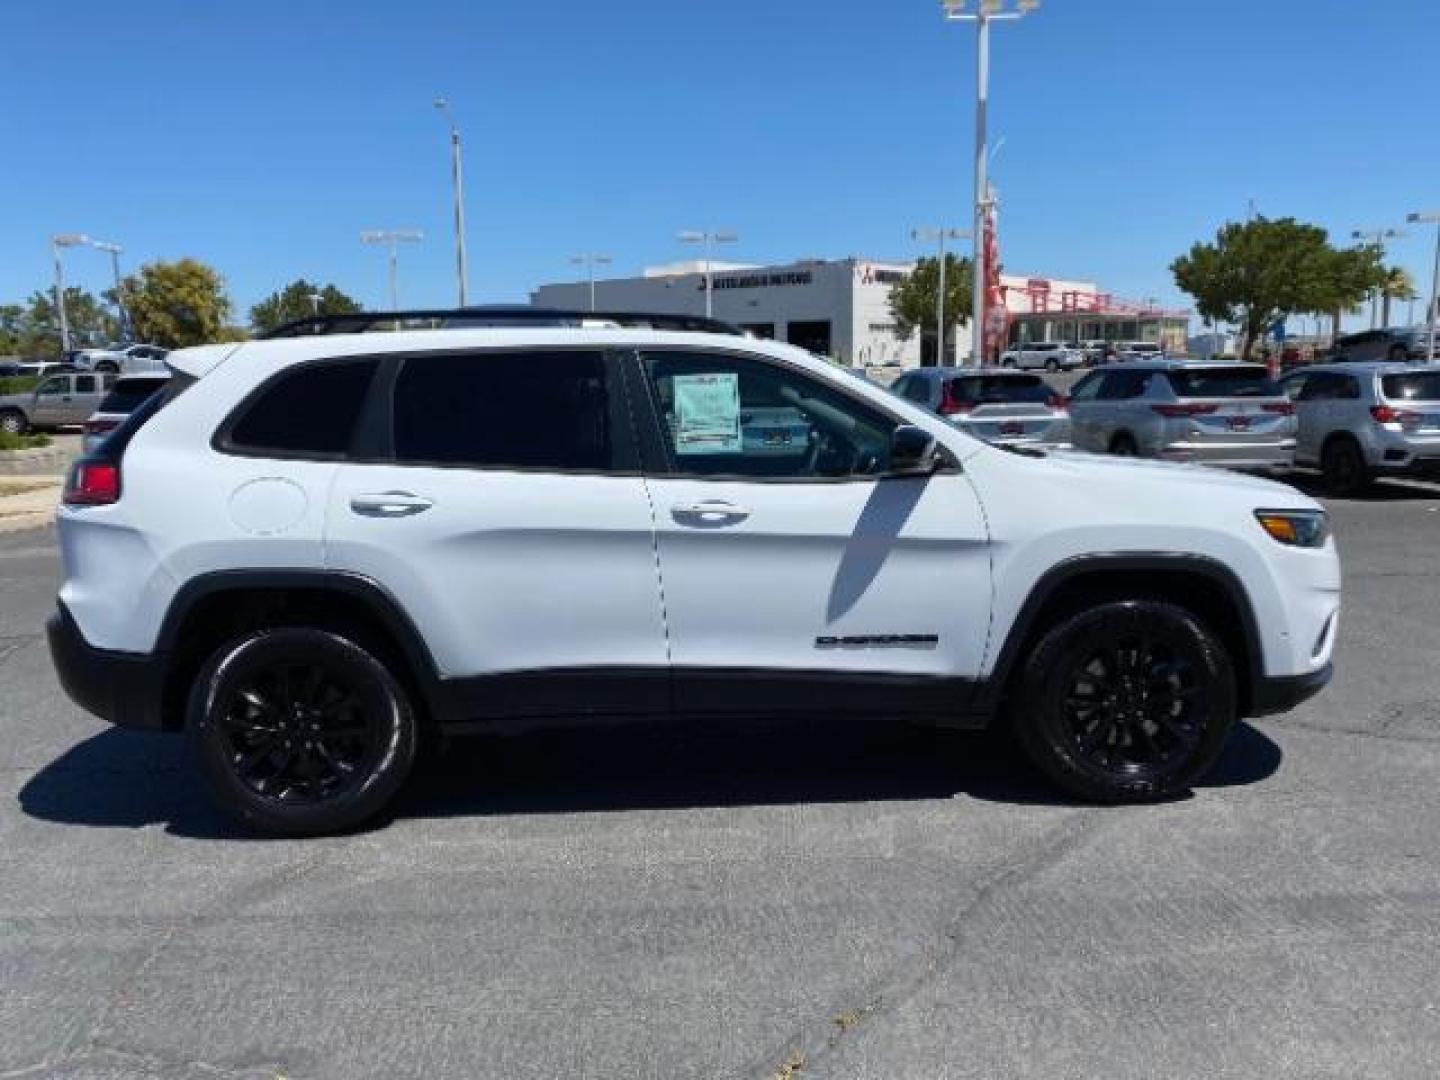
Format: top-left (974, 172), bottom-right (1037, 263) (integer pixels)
top-left (0, 409), bottom-right (26, 436)
top-left (1387, 344), bottom-right (1408, 362)
top-left (1011, 601), bottom-right (1236, 803)
top-left (1109, 432), bottom-right (1138, 456)
top-left (1321, 435), bottom-right (1370, 496)
top-left (187, 628), bottom-right (418, 836)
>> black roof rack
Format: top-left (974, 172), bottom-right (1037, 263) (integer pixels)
top-left (259, 306), bottom-right (745, 340)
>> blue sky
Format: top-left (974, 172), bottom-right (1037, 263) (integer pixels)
top-left (4, 0), bottom-right (1438, 326)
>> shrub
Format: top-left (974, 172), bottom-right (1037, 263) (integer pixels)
top-left (0, 431), bottom-right (51, 451)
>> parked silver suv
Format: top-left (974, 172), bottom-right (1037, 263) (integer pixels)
top-left (1279, 362), bottom-right (1440, 493)
top-left (1329, 327), bottom-right (1440, 364)
top-left (1068, 362), bottom-right (1296, 468)
top-left (890, 367), bottom-right (1069, 448)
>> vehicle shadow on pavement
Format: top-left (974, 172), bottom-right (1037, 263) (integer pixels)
top-left (16, 716), bottom-right (1283, 836)
top-left (1284, 475), bottom-right (1440, 502)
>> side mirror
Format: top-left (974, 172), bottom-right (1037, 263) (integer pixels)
top-left (889, 424), bottom-right (940, 476)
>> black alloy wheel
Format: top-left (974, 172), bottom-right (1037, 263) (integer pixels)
top-left (1012, 600), bottom-right (1236, 802)
top-left (189, 628), bottom-right (417, 836)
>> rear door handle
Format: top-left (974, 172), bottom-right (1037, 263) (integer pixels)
top-left (350, 491), bottom-right (434, 518)
top-left (671, 499), bottom-right (751, 522)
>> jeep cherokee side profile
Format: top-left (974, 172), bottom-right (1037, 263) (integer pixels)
top-left (47, 310), bottom-right (1340, 835)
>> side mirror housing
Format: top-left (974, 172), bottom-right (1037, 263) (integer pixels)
top-left (889, 424), bottom-right (940, 476)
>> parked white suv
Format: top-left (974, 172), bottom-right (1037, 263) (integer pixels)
top-left (1000, 341), bottom-right (1084, 371)
top-left (47, 309), bottom-right (1340, 835)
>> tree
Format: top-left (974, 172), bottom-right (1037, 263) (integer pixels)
top-left (0, 289), bottom-right (116, 358)
top-left (250, 279), bottom-right (361, 333)
top-left (888, 254), bottom-right (974, 362)
top-left (1171, 217), bottom-right (1382, 358)
top-left (1379, 266), bottom-right (1418, 328)
top-left (122, 259), bottom-right (233, 348)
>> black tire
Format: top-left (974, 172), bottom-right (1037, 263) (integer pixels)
top-left (0, 409), bottom-right (26, 436)
top-left (1109, 432), bottom-right (1138, 457)
top-left (94, 361), bottom-right (119, 374)
top-left (1011, 600), bottom-right (1236, 803)
top-left (1320, 435), bottom-right (1370, 496)
top-left (187, 628), bottom-right (418, 836)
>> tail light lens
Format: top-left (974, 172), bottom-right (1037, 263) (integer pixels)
top-left (1152, 403), bottom-right (1218, 418)
top-left (1372, 405), bottom-right (1420, 426)
top-left (1046, 394), bottom-right (1069, 410)
top-left (63, 461), bottom-right (121, 506)
top-left (1262, 402), bottom-right (1296, 416)
top-left (939, 385), bottom-right (975, 415)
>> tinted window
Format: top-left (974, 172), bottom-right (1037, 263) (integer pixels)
top-left (1097, 371), bottom-right (1148, 400)
top-left (1069, 373), bottom-right (1103, 401)
top-left (1166, 366), bottom-right (1279, 398)
top-left (75, 375), bottom-right (96, 393)
top-left (1381, 372), bottom-right (1440, 401)
top-left (642, 351), bottom-right (897, 478)
top-left (98, 377), bottom-right (170, 415)
top-left (393, 350), bottom-right (611, 471)
top-left (37, 377), bottom-right (67, 396)
top-left (228, 359), bottom-right (377, 457)
top-left (950, 375), bottom-right (1052, 404)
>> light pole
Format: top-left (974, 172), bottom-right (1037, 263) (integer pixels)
top-left (1352, 227), bottom-right (1404, 328)
top-left (89, 241), bottom-right (127, 341)
top-left (911, 227), bottom-right (970, 365)
top-left (1408, 211), bottom-right (1440, 363)
top-left (677, 230), bottom-right (738, 318)
top-left (433, 97), bottom-right (469, 307)
top-left (50, 234), bottom-right (86, 353)
top-left (569, 254), bottom-right (613, 311)
top-left (308, 292), bottom-right (324, 317)
top-left (360, 230), bottom-right (423, 311)
top-left (942, 0), bottom-right (1041, 366)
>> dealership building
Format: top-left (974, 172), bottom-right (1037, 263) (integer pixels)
top-left (532, 258), bottom-right (1188, 367)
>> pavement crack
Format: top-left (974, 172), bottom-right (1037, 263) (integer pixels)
top-left (752, 808), bottom-right (1104, 1079)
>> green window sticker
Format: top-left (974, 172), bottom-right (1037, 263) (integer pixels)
top-left (672, 372), bottom-right (742, 455)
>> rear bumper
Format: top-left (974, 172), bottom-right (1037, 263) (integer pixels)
top-left (1250, 662), bottom-right (1333, 718)
top-left (46, 602), bottom-right (168, 730)
top-left (1159, 440), bottom-right (1295, 469)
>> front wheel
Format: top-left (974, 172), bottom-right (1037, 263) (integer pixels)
top-left (0, 409), bottom-right (27, 436)
top-left (1012, 601), bottom-right (1236, 803)
top-left (187, 628), bottom-right (418, 836)
top-left (94, 361), bottom-right (119, 374)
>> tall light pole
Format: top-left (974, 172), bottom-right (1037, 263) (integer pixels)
top-left (677, 230), bottom-right (738, 318)
top-left (1352, 227), bottom-right (1404, 329)
top-left (89, 240), bottom-right (126, 341)
top-left (360, 230), bottom-right (423, 310)
top-left (569, 254), bottom-right (613, 311)
top-left (942, 0), bottom-right (1041, 366)
top-left (911, 226), bottom-right (970, 365)
top-left (433, 97), bottom-right (469, 307)
top-left (50, 234), bottom-right (88, 353)
top-left (1408, 212), bottom-right (1440, 363)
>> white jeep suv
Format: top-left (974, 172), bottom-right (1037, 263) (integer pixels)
top-left (47, 310), bottom-right (1340, 835)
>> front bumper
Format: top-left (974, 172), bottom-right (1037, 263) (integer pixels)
top-left (1250, 662), bottom-right (1333, 717)
top-left (46, 602), bottom-right (168, 730)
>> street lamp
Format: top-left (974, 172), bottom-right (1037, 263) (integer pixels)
top-left (88, 241), bottom-right (127, 342)
top-left (360, 230), bottom-right (423, 311)
top-left (569, 254), bottom-right (613, 312)
top-left (677, 230), bottom-right (738, 318)
top-left (1351, 227), bottom-right (1405, 329)
top-left (911, 227), bottom-right (971, 365)
top-left (51, 234), bottom-right (130, 350)
top-left (1407, 211), bottom-right (1440, 363)
top-left (942, 0), bottom-right (1041, 366)
top-left (307, 292), bottom-right (324, 317)
top-left (433, 97), bottom-right (469, 307)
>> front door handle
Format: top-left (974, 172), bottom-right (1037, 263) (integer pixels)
top-left (350, 491), bottom-right (434, 518)
top-left (671, 499), bottom-right (751, 522)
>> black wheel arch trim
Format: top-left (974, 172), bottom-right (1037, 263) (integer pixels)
top-left (978, 552), bottom-right (1268, 718)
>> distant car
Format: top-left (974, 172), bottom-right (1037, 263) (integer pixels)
top-left (0, 361), bottom-right (23, 378)
top-left (0, 371), bottom-right (117, 435)
top-left (1067, 362), bottom-right (1296, 469)
top-left (999, 341), bottom-right (1084, 371)
top-left (1077, 340), bottom-right (1109, 364)
top-left (1329, 327), bottom-right (1440, 364)
top-left (76, 343), bottom-right (170, 374)
top-left (890, 368), bottom-right (1069, 448)
top-left (1115, 341), bottom-right (1165, 362)
top-left (17, 361), bottom-right (78, 379)
top-left (1279, 362), bottom-right (1440, 494)
top-left (81, 373), bottom-right (172, 453)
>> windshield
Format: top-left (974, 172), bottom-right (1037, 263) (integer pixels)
top-left (1381, 372), bottom-right (1440, 402)
top-left (1167, 366), bottom-right (1280, 398)
top-left (950, 375), bottom-right (1053, 404)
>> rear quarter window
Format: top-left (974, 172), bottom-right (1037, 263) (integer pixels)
top-left (1381, 372), bottom-right (1440, 401)
top-left (1166, 367), bottom-right (1280, 398)
top-left (951, 376), bottom-right (1052, 404)
top-left (223, 359), bottom-right (378, 458)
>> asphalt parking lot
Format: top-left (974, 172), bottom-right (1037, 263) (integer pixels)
top-left (3, 478), bottom-right (1439, 1080)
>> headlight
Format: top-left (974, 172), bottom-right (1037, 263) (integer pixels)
top-left (1254, 509), bottom-right (1329, 548)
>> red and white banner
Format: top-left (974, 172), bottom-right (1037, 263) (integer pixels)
top-left (981, 200), bottom-right (1008, 361)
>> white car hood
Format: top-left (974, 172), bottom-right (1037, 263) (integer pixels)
top-left (1037, 448), bottom-right (1320, 507)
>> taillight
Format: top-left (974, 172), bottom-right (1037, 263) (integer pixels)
top-left (1262, 402), bottom-right (1295, 416)
top-left (63, 461), bottom-right (120, 506)
top-left (1046, 393), bottom-right (1069, 410)
top-left (1152, 403), bottom-right (1218, 418)
top-left (83, 418), bottom-right (120, 436)
top-left (939, 385), bottom-right (974, 415)
top-left (1371, 405), bottom-right (1419, 426)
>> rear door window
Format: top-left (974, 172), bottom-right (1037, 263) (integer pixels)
top-left (950, 375), bottom-right (1052, 404)
top-left (99, 378), bottom-right (170, 415)
top-left (1166, 366), bottom-right (1279, 398)
top-left (1381, 372), bottom-right (1440, 401)
top-left (224, 359), bottom-right (378, 458)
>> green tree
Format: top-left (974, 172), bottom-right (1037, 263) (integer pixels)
top-left (122, 259), bottom-right (233, 348)
top-left (1379, 266), bottom-right (1418, 328)
top-left (887, 254), bottom-right (974, 362)
top-left (1171, 217), bottom-right (1382, 358)
top-left (0, 290), bottom-right (116, 358)
top-left (249, 279), bottom-right (361, 333)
